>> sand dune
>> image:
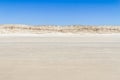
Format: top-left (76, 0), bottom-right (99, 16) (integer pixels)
top-left (0, 24), bottom-right (120, 34)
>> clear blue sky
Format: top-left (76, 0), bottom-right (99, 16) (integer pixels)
top-left (0, 0), bottom-right (119, 25)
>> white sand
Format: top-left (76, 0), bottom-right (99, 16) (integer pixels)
top-left (0, 34), bottom-right (120, 80)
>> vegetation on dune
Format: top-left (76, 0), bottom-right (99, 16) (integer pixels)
top-left (0, 24), bottom-right (120, 34)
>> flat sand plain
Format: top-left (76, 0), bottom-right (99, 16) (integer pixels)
top-left (0, 34), bottom-right (120, 80)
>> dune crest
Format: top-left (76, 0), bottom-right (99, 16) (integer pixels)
top-left (0, 24), bottom-right (120, 34)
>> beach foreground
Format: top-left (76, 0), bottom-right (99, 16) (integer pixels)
top-left (0, 34), bottom-right (120, 80)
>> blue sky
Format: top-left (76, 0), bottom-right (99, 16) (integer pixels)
top-left (0, 0), bottom-right (119, 25)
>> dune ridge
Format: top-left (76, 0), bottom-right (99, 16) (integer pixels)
top-left (0, 24), bottom-right (120, 34)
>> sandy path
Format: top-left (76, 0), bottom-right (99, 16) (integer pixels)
top-left (0, 34), bottom-right (120, 80)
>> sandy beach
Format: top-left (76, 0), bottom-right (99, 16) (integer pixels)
top-left (0, 34), bottom-right (120, 80)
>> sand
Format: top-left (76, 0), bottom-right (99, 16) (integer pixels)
top-left (0, 34), bottom-right (120, 80)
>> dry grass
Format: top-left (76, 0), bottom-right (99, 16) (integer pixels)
top-left (0, 24), bottom-right (120, 34)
